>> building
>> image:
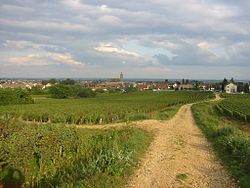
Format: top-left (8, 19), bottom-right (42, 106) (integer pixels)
top-left (120, 72), bottom-right (123, 83)
top-left (225, 83), bottom-right (237, 93)
top-left (180, 84), bottom-right (194, 90)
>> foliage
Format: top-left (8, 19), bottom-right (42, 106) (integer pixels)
top-left (192, 102), bottom-right (250, 188)
top-left (41, 79), bottom-right (57, 85)
top-left (244, 83), bottom-right (250, 93)
top-left (49, 84), bottom-right (71, 99)
top-left (48, 84), bottom-right (95, 99)
top-left (0, 91), bottom-right (214, 125)
top-left (0, 119), bottom-right (152, 187)
top-left (0, 88), bottom-right (34, 105)
top-left (28, 86), bottom-right (47, 95)
top-left (59, 78), bottom-right (76, 85)
top-left (222, 78), bottom-right (228, 92)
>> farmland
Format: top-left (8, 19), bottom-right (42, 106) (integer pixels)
top-left (0, 90), bottom-right (215, 187)
top-left (0, 91), bottom-right (214, 125)
top-left (216, 94), bottom-right (250, 122)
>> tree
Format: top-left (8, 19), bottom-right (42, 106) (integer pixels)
top-left (49, 84), bottom-right (96, 99)
top-left (243, 83), bottom-right (249, 93)
top-left (49, 84), bottom-right (70, 98)
top-left (41, 78), bottom-right (57, 85)
top-left (237, 82), bottom-right (244, 93)
top-left (230, 77), bottom-right (235, 83)
top-left (182, 78), bottom-right (185, 84)
top-left (125, 84), bottom-right (137, 93)
top-left (29, 86), bottom-right (44, 95)
top-left (77, 88), bottom-right (96, 98)
top-left (222, 78), bottom-right (228, 92)
top-left (60, 78), bottom-right (75, 85)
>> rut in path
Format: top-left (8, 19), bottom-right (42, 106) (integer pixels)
top-left (77, 98), bottom-right (237, 188)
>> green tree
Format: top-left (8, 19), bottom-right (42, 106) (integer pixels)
top-left (49, 84), bottom-right (70, 99)
top-left (243, 83), bottom-right (249, 93)
top-left (222, 78), bottom-right (228, 92)
top-left (29, 86), bottom-right (44, 95)
top-left (182, 78), bottom-right (185, 84)
top-left (237, 82), bottom-right (244, 93)
top-left (41, 79), bottom-right (57, 85)
top-left (60, 79), bottom-right (75, 85)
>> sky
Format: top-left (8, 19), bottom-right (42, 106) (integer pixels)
top-left (0, 0), bottom-right (250, 79)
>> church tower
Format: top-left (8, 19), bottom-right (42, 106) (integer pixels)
top-left (120, 72), bottom-right (123, 83)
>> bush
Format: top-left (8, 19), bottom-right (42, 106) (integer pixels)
top-left (49, 85), bottom-right (95, 99)
top-left (49, 84), bottom-right (70, 99)
top-left (28, 86), bottom-right (45, 95)
top-left (0, 88), bottom-right (34, 105)
top-left (77, 88), bottom-right (96, 98)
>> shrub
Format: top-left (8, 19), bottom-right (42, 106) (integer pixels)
top-left (49, 85), bottom-right (95, 99)
top-left (49, 84), bottom-right (70, 99)
top-left (0, 88), bottom-right (34, 105)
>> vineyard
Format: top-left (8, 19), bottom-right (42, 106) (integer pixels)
top-left (0, 91), bottom-right (214, 125)
top-left (216, 94), bottom-right (250, 122)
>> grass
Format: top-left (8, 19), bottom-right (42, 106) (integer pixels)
top-left (192, 101), bottom-right (250, 188)
top-left (0, 119), bottom-right (153, 187)
top-left (176, 173), bottom-right (188, 182)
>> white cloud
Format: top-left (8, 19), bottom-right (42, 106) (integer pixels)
top-left (94, 42), bottom-right (143, 58)
top-left (3, 40), bottom-right (61, 51)
top-left (4, 54), bottom-right (49, 66)
top-left (47, 52), bottom-right (82, 65)
top-left (3, 52), bottom-right (82, 66)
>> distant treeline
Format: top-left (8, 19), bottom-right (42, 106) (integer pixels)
top-left (49, 84), bottom-right (96, 99)
top-left (0, 88), bottom-right (34, 105)
top-left (41, 78), bottom-right (76, 85)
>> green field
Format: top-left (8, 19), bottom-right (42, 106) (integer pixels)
top-left (0, 91), bottom-right (214, 125)
top-left (216, 94), bottom-right (250, 122)
top-left (192, 101), bottom-right (250, 188)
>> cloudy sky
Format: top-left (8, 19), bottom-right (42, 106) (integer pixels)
top-left (0, 0), bottom-right (250, 79)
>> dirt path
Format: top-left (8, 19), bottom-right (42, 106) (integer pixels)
top-left (126, 104), bottom-right (237, 188)
top-left (77, 95), bottom-right (237, 187)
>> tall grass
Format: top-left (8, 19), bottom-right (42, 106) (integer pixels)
top-left (0, 119), bottom-right (153, 187)
top-left (192, 102), bottom-right (250, 188)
